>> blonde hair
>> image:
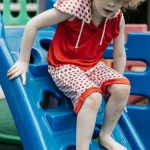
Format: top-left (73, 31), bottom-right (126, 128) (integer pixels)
top-left (122, 0), bottom-right (145, 9)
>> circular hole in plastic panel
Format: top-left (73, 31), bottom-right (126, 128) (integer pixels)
top-left (40, 91), bottom-right (60, 109)
top-left (29, 48), bottom-right (42, 64)
top-left (10, 0), bottom-right (20, 17)
top-left (61, 142), bottom-right (76, 150)
top-left (40, 39), bottom-right (51, 51)
top-left (66, 145), bottom-right (76, 150)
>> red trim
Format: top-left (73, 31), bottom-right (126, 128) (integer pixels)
top-left (101, 78), bottom-right (130, 94)
top-left (74, 87), bottom-right (101, 113)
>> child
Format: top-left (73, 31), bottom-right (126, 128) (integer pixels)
top-left (7, 0), bottom-right (142, 149)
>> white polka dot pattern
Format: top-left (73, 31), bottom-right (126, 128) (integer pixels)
top-left (54, 0), bottom-right (92, 23)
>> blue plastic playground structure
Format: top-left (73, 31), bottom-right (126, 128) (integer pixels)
top-left (0, 9), bottom-right (149, 150)
top-left (103, 33), bottom-right (150, 149)
top-left (123, 34), bottom-right (150, 149)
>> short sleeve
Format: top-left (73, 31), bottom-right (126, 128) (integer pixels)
top-left (54, 0), bottom-right (92, 24)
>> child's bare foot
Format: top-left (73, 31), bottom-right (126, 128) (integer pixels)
top-left (99, 133), bottom-right (127, 150)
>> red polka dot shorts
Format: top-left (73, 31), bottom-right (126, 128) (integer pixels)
top-left (48, 61), bottom-right (130, 113)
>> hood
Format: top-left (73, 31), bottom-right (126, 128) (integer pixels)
top-left (54, 0), bottom-right (121, 48)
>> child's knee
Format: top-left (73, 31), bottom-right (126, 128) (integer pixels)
top-left (109, 84), bottom-right (130, 100)
top-left (84, 92), bottom-right (102, 109)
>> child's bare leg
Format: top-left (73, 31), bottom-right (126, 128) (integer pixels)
top-left (76, 92), bottom-right (102, 150)
top-left (99, 84), bottom-right (130, 150)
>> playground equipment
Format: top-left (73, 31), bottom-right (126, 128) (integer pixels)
top-left (103, 31), bottom-right (150, 149)
top-left (0, 13), bottom-right (146, 149)
top-left (105, 24), bottom-right (148, 105)
top-left (0, 0), bottom-right (149, 149)
top-left (0, 0), bottom-right (38, 25)
top-left (125, 33), bottom-right (150, 149)
top-left (0, 0), bottom-right (57, 25)
top-left (124, 24), bottom-right (148, 40)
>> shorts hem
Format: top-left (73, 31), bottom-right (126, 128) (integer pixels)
top-left (74, 87), bottom-right (102, 113)
top-left (101, 78), bottom-right (130, 94)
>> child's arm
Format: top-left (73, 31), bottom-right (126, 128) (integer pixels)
top-left (7, 8), bottom-right (72, 85)
top-left (113, 15), bottom-right (126, 74)
top-left (20, 8), bottom-right (72, 62)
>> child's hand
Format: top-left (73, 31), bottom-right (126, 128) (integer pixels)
top-left (7, 61), bottom-right (28, 85)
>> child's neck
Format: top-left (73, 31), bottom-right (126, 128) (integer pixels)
top-left (91, 6), bottom-right (104, 28)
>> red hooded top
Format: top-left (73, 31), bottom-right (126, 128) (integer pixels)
top-left (47, 0), bottom-right (123, 71)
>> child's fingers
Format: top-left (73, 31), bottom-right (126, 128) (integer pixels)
top-left (7, 64), bottom-right (17, 74)
top-left (7, 67), bottom-right (18, 77)
top-left (21, 73), bottom-right (26, 85)
top-left (8, 71), bottom-right (21, 80)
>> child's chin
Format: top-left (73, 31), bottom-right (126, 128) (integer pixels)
top-left (102, 10), bottom-right (115, 18)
